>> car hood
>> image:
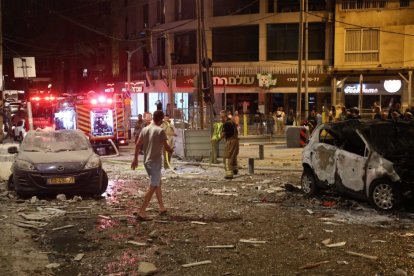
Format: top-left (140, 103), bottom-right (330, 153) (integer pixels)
top-left (19, 150), bottom-right (93, 163)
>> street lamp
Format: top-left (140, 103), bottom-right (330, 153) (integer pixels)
top-left (126, 45), bottom-right (145, 94)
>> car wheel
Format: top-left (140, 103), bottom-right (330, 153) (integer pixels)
top-left (301, 168), bottom-right (318, 196)
top-left (7, 175), bottom-right (14, 190)
top-left (95, 170), bottom-right (109, 196)
top-left (369, 180), bottom-right (402, 211)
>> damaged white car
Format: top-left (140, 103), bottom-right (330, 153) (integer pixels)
top-left (301, 119), bottom-right (414, 211)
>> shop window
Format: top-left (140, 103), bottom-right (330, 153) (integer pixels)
top-left (345, 28), bottom-right (379, 62)
top-left (213, 0), bottom-right (259, 16)
top-left (174, 31), bottom-right (197, 64)
top-left (212, 26), bottom-right (259, 62)
top-left (175, 0), bottom-right (196, 20)
top-left (267, 23), bottom-right (325, 60)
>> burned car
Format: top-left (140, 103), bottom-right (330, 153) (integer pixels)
top-left (8, 129), bottom-right (108, 197)
top-left (301, 119), bottom-right (414, 211)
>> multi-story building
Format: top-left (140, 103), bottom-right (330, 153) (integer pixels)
top-left (114, 0), bottom-right (335, 121)
top-left (332, 0), bottom-right (414, 114)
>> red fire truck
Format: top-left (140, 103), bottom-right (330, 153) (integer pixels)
top-left (74, 89), bottom-right (129, 155)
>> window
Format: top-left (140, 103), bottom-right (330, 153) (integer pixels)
top-left (345, 28), bottom-right (379, 62)
top-left (277, 0), bottom-right (300, 12)
top-left (174, 31), bottom-right (197, 64)
top-left (400, 0), bottom-right (410, 7)
top-left (175, 0), bottom-right (196, 20)
top-left (157, 37), bottom-right (165, 66)
top-left (341, 0), bottom-right (388, 10)
top-left (157, 0), bottom-right (165, 24)
top-left (267, 23), bottom-right (325, 60)
top-left (143, 4), bottom-right (149, 28)
top-left (213, 0), bottom-right (259, 16)
top-left (212, 26), bottom-right (259, 62)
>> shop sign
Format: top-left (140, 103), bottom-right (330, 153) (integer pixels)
top-left (344, 80), bottom-right (402, 95)
top-left (176, 75), bottom-right (196, 87)
top-left (344, 84), bottom-right (378, 94)
top-left (276, 74), bottom-right (330, 87)
top-left (257, 73), bottom-right (277, 88)
top-left (212, 75), bottom-right (256, 86)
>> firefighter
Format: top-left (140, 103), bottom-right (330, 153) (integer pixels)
top-left (220, 110), bottom-right (239, 179)
top-left (161, 114), bottom-right (176, 169)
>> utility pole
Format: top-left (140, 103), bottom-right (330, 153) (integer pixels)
top-left (296, 0), bottom-right (304, 125)
top-left (165, 33), bottom-right (174, 107)
top-left (196, 0), bottom-right (204, 129)
top-left (304, 0), bottom-right (309, 119)
top-left (0, 0), bottom-right (3, 140)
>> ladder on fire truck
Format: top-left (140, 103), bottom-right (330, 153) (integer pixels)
top-left (114, 92), bottom-right (127, 142)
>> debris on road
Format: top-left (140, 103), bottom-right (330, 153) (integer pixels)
top-left (74, 253), bottom-right (84, 261)
top-left (46, 263), bottom-right (61, 269)
top-left (191, 221), bottom-right (207, 225)
top-left (126, 241), bottom-right (147, 247)
top-left (52, 224), bottom-right (74, 231)
top-left (138, 262), bottom-right (157, 275)
top-left (206, 245), bottom-right (235, 249)
top-left (239, 239), bottom-right (267, 244)
top-left (300, 260), bottom-right (330, 269)
top-left (182, 260), bottom-right (212, 268)
top-left (345, 251), bottom-right (378, 260)
top-left (56, 194), bottom-right (67, 201)
top-left (19, 208), bottom-right (66, 221)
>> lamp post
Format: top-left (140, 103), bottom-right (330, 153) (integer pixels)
top-left (126, 45), bottom-right (145, 94)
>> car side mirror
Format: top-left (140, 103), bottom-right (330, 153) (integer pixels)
top-left (8, 146), bottom-right (18, 154)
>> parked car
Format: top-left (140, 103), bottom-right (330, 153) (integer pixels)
top-left (301, 119), bottom-right (414, 211)
top-left (8, 129), bottom-right (108, 197)
top-left (12, 119), bottom-right (26, 141)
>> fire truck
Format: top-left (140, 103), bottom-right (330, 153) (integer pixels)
top-left (74, 89), bottom-right (129, 155)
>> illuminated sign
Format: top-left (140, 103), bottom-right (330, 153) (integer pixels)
top-left (384, 80), bottom-right (402, 93)
top-left (344, 85), bottom-right (379, 94)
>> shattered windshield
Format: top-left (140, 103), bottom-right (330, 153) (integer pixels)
top-left (369, 124), bottom-right (414, 157)
top-left (21, 131), bottom-right (90, 152)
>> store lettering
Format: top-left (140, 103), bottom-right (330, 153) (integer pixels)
top-left (286, 77), bottom-right (320, 82)
top-left (344, 85), bottom-right (378, 94)
top-left (213, 76), bottom-right (255, 86)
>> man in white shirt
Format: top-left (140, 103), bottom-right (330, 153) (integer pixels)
top-left (131, 110), bottom-right (173, 220)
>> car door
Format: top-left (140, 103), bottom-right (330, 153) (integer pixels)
top-left (335, 130), bottom-right (368, 192)
top-left (309, 127), bottom-right (338, 185)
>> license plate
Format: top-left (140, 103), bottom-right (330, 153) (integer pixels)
top-left (47, 177), bottom-right (75, 185)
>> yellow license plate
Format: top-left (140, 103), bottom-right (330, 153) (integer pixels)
top-left (47, 177), bottom-right (75, 185)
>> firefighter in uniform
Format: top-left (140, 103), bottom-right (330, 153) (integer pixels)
top-left (210, 118), bottom-right (223, 164)
top-left (220, 110), bottom-right (239, 179)
top-left (161, 114), bottom-right (176, 169)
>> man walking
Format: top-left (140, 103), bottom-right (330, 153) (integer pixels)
top-left (131, 110), bottom-right (173, 220)
top-left (220, 110), bottom-right (239, 179)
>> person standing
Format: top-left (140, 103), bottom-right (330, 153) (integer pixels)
top-left (131, 110), bottom-right (173, 220)
top-left (220, 110), bottom-right (239, 179)
top-left (210, 118), bottom-right (223, 164)
top-left (275, 107), bottom-right (285, 134)
top-left (133, 114), bottom-right (146, 144)
top-left (161, 114), bottom-right (176, 169)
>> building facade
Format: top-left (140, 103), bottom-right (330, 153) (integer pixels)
top-left (113, 0), bottom-right (335, 121)
top-left (332, 0), bottom-right (414, 115)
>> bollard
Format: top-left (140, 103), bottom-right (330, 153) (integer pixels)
top-left (248, 158), bottom-right (254, 174)
top-left (259, 144), bottom-right (264, 160)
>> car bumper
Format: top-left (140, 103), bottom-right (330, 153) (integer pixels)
top-left (12, 167), bottom-right (105, 196)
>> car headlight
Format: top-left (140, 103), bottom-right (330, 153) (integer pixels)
top-left (84, 155), bottom-right (101, 169)
top-left (16, 160), bottom-right (36, 171)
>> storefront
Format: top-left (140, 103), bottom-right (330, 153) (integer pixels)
top-left (342, 79), bottom-right (403, 113)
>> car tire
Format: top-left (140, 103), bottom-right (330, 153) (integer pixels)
top-left (7, 175), bottom-right (14, 191)
top-left (95, 170), bottom-right (108, 197)
top-left (301, 167), bottom-right (318, 196)
top-left (369, 180), bottom-right (402, 211)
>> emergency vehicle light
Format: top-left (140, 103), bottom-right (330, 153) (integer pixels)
top-left (31, 97), bottom-right (40, 101)
top-left (91, 99), bottom-right (98, 105)
top-left (98, 95), bottom-right (106, 103)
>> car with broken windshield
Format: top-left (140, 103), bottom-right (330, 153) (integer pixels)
top-left (301, 119), bottom-right (414, 211)
top-left (8, 129), bottom-right (108, 197)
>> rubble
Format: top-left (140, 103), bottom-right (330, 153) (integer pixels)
top-left (138, 262), bottom-right (157, 275)
top-left (74, 253), bottom-right (84, 261)
top-left (56, 194), bottom-right (67, 201)
top-left (182, 260), bottom-right (212, 268)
